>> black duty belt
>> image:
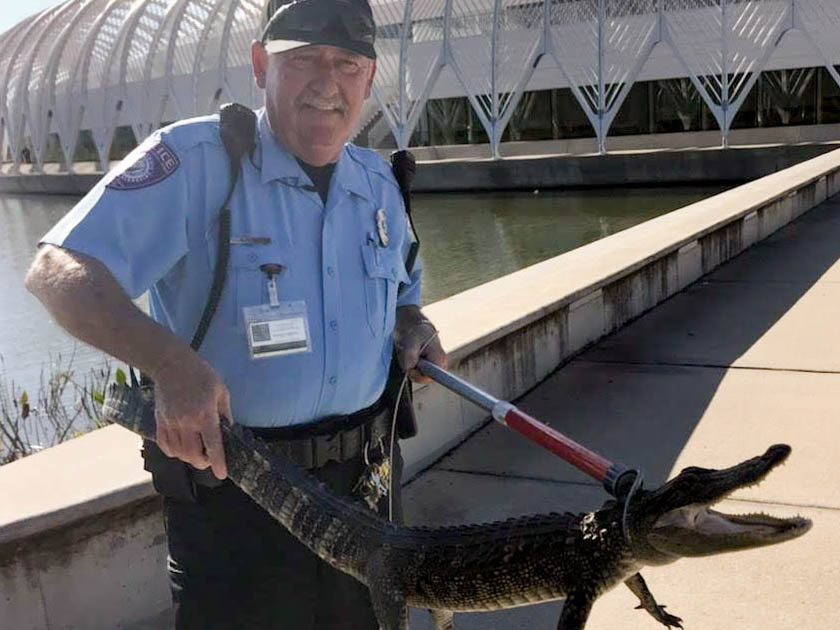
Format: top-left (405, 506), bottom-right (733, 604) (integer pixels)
top-left (256, 404), bottom-right (391, 470)
top-left (192, 399), bottom-right (392, 486)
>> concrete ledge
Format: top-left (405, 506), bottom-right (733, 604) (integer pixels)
top-left (3, 147), bottom-right (840, 628)
top-left (0, 426), bottom-right (152, 545)
top-left (0, 172), bottom-right (102, 195)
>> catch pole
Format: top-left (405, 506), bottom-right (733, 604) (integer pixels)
top-left (417, 359), bottom-right (639, 499)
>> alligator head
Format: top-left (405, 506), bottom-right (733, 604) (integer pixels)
top-left (625, 444), bottom-right (811, 565)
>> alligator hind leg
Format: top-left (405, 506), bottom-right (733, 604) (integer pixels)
top-left (556, 591), bottom-right (593, 630)
top-left (624, 573), bottom-right (683, 628)
top-left (429, 609), bottom-right (455, 630)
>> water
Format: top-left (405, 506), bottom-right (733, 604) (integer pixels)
top-left (0, 194), bottom-right (104, 408)
top-left (412, 187), bottom-right (724, 304)
top-left (0, 185), bottom-right (725, 400)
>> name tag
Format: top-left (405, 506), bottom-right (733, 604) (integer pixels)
top-left (243, 301), bottom-right (311, 359)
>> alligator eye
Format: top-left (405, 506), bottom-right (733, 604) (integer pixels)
top-left (680, 466), bottom-right (712, 475)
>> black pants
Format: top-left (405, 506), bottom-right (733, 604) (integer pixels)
top-left (163, 448), bottom-right (402, 630)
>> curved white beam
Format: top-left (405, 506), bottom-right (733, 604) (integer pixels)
top-left (165, 0), bottom-right (215, 119)
top-left (190, 0), bottom-right (230, 114)
top-left (21, 1), bottom-right (84, 171)
top-left (90, 0), bottom-right (164, 169)
top-left (113, 0), bottom-right (163, 116)
top-left (135, 0), bottom-right (192, 140)
top-left (45, 0), bottom-right (108, 172)
top-left (115, 0), bottom-right (167, 145)
top-left (35, 0), bottom-right (100, 171)
top-left (66, 0), bottom-right (133, 170)
top-left (58, 0), bottom-right (125, 170)
top-left (0, 18), bottom-right (37, 162)
top-left (3, 9), bottom-right (61, 171)
top-left (209, 0), bottom-right (245, 112)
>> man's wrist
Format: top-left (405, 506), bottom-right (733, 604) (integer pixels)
top-left (148, 342), bottom-right (202, 382)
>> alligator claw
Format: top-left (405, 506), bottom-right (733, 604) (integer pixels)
top-left (652, 606), bottom-right (683, 628)
top-left (635, 603), bottom-right (682, 627)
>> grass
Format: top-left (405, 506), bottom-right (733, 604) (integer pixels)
top-left (0, 353), bottom-right (115, 465)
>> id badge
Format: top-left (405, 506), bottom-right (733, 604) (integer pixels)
top-left (243, 300), bottom-right (311, 359)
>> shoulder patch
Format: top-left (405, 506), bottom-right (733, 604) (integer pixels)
top-left (107, 142), bottom-right (181, 191)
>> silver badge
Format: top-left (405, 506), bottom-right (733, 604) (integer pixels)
top-left (376, 209), bottom-right (389, 247)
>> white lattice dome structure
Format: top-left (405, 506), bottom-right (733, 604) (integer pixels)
top-left (2, 0), bottom-right (840, 173)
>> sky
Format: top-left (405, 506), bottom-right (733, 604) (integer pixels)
top-left (0, 0), bottom-right (60, 36)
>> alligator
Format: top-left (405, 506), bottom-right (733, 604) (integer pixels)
top-left (104, 384), bottom-right (811, 630)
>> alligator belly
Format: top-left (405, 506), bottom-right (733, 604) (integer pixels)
top-left (403, 578), bottom-right (568, 612)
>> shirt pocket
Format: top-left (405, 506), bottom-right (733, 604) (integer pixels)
top-left (361, 242), bottom-right (410, 338)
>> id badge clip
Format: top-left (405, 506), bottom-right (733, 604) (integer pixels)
top-left (243, 264), bottom-right (311, 359)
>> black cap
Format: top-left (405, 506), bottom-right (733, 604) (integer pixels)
top-left (262, 0), bottom-right (377, 60)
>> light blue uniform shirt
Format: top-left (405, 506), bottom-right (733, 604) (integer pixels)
top-left (42, 108), bottom-right (421, 428)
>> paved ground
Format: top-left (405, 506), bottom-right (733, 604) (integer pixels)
top-left (402, 195), bottom-right (840, 629)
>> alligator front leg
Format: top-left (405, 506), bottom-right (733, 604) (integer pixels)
top-left (368, 585), bottom-right (407, 630)
top-left (556, 591), bottom-right (594, 630)
top-left (624, 573), bottom-right (683, 628)
top-left (368, 586), bottom-right (408, 630)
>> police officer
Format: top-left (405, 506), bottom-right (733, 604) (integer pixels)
top-left (25, 0), bottom-right (446, 627)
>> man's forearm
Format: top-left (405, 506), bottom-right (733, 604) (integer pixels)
top-left (25, 245), bottom-right (196, 381)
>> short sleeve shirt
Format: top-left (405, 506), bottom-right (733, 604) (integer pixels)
top-left (41, 108), bottom-right (422, 428)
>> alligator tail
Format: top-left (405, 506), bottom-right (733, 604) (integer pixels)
top-left (103, 383), bottom-right (389, 582)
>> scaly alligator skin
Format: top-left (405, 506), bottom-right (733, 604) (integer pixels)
top-left (104, 384), bottom-right (811, 630)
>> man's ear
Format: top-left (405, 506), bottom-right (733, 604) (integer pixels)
top-left (364, 59), bottom-right (376, 99)
top-left (251, 41), bottom-right (268, 89)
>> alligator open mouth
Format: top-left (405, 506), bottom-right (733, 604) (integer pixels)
top-left (644, 444), bottom-right (812, 557)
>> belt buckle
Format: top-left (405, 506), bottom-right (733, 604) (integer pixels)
top-left (313, 432), bottom-right (342, 467)
top-left (271, 439), bottom-right (314, 469)
top-left (341, 425), bottom-right (362, 461)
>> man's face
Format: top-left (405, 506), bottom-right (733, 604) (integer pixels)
top-left (252, 42), bottom-right (376, 166)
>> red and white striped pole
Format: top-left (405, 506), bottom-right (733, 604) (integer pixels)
top-left (417, 360), bottom-right (638, 498)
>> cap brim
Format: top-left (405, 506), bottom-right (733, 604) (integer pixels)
top-left (264, 38), bottom-right (376, 60)
top-left (264, 39), bottom-right (311, 55)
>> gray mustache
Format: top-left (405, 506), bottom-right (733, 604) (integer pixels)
top-left (299, 97), bottom-right (346, 111)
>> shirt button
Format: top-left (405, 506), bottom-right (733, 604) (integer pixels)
top-left (329, 320), bottom-right (338, 331)
top-left (327, 266), bottom-right (335, 277)
top-left (329, 376), bottom-right (337, 385)
top-left (248, 253), bottom-right (258, 262)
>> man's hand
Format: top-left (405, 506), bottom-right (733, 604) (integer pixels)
top-left (153, 355), bottom-right (232, 480)
top-left (394, 305), bottom-right (447, 384)
top-left (25, 246), bottom-right (233, 479)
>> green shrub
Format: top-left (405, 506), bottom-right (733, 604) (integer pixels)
top-left (0, 354), bottom-right (114, 465)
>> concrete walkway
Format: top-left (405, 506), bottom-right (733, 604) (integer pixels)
top-left (403, 194), bottom-right (840, 629)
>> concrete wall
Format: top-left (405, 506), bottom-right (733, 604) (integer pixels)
top-left (0, 426), bottom-right (170, 630)
top-left (410, 143), bottom-right (840, 192)
top-left (2, 148), bottom-right (840, 628)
